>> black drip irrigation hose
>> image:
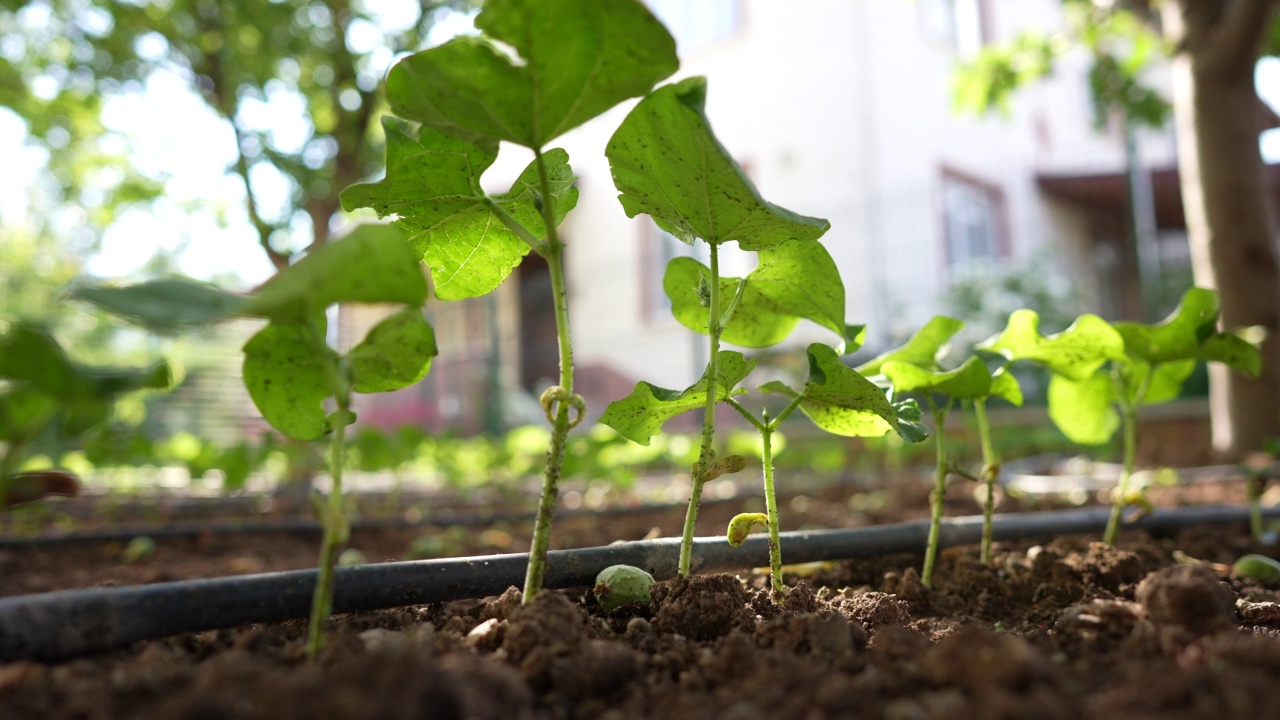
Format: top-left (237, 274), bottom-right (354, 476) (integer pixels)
top-left (0, 496), bottom-right (750, 548)
top-left (0, 504), bottom-right (1273, 662)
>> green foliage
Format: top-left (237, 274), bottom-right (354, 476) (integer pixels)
top-left (386, 0), bottom-right (677, 149)
top-left (340, 120), bottom-right (578, 299)
top-left (243, 224), bottom-right (427, 321)
top-left (1015, 288), bottom-right (1263, 446)
top-left (979, 311), bottom-right (1126, 382)
top-left (599, 352), bottom-right (757, 446)
top-left (0, 324), bottom-right (171, 442)
top-left (952, 2), bottom-right (1170, 128)
top-left (607, 77), bottom-right (829, 250)
top-left (882, 357), bottom-right (1022, 405)
top-left (856, 316), bottom-right (965, 376)
top-left (763, 344), bottom-right (929, 442)
top-left (664, 240), bottom-right (846, 347)
top-left (70, 279), bottom-right (248, 334)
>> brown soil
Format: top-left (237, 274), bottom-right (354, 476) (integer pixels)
top-left (2, 474), bottom-right (1280, 719)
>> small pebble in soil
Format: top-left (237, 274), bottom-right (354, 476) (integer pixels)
top-left (1136, 563), bottom-right (1237, 635)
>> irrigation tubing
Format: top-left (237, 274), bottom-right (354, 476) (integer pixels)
top-left (0, 496), bottom-right (751, 548)
top-left (0, 503), bottom-right (1274, 662)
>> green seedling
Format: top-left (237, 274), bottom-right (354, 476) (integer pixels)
top-left (339, 0), bottom-right (677, 604)
top-left (74, 225), bottom-right (438, 660)
top-left (1242, 443), bottom-right (1279, 544)
top-left (594, 564), bottom-right (654, 611)
top-left (1234, 553), bottom-right (1280, 581)
top-left (0, 323), bottom-right (172, 508)
top-left (726, 342), bottom-right (929, 593)
top-left (980, 288), bottom-right (1262, 545)
top-left (857, 316), bottom-right (1022, 576)
top-left (600, 76), bottom-right (840, 580)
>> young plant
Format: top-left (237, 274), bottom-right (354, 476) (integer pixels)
top-left (74, 225), bottom-right (438, 658)
top-left (723, 342), bottom-right (929, 593)
top-left (856, 316), bottom-right (1023, 577)
top-left (598, 75), bottom-right (834, 577)
top-left (980, 287), bottom-right (1262, 544)
top-left (338, 0), bottom-right (678, 603)
top-left (0, 323), bottom-right (172, 508)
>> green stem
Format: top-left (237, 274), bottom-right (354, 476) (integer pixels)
top-left (760, 420), bottom-right (784, 594)
top-left (973, 397), bottom-right (998, 564)
top-left (1248, 475), bottom-right (1265, 542)
top-left (522, 147), bottom-right (577, 603)
top-left (306, 356), bottom-right (351, 661)
top-left (921, 397), bottom-right (951, 589)
top-left (1104, 404), bottom-right (1140, 545)
top-left (1104, 368), bottom-right (1149, 546)
top-left (679, 242), bottom-right (722, 577)
top-left (482, 196), bottom-right (547, 255)
top-left (725, 397), bottom-right (767, 433)
top-left (0, 436), bottom-right (26, 509)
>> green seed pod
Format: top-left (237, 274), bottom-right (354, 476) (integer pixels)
top-left (1234, 553), bottom-right (1280, 581)
top-left (726, 512), bottom-right (768, 547)
top-left (594, 564), bottom-right (654, 611)
top-left (338, 548), bottom-right (367, 566)
top-left (122, 535), bottom-right (157, 563)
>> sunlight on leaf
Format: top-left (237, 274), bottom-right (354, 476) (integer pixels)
top-left (347, 308), bottom-right (438, 393)
top-left (385, 0), bottom-right (677, 148)
top-left (242, 223), bottom-right (427, 320)
top-left (664, 240), bottom-right (844, 347)
top-left (978, 310), bottom-right (1124, 381)
top-left (242, 321), bottom-right (338, 441)
top-left (341, 118), bottom-right (578, 300)
top-left (856, 316), bottom-right (965, 376)
top-left (607, 77), bottom-right (830, 250)
top-left (599, 351), bottom-right (756, 445)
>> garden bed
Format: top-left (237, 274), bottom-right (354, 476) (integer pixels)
top-left (2, 473), bottom-right (1278, 719)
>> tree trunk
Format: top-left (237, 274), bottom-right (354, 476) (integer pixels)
top-left (1164, 0), bottom-right (1280, 458)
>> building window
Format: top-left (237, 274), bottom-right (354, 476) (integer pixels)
top-left (647, 0), bottom-right (743, 56)
top-left (919, 0), bottom-right (988, 56)
top-left (941, 170), bottom-right (1005, 271)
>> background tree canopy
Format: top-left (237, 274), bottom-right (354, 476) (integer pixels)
top-left (954, 0), bottom-right (1280, 457)
top-left (0, 0), bottom-right (476, 281)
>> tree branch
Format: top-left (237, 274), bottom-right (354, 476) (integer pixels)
top-left (1208, 0), bottom-right (1280, 74)
top-left (232, 124), bottom-right (290, 272)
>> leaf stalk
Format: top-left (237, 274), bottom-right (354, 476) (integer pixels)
top-left (522, 147), bottom-right (579, 603)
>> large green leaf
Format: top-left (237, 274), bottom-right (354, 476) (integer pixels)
top-left (765, 344), bottom-right (913, 439)
top-left (978, 310), bottom-right (1125, 381)
top-left (1122, 358), bottom-right (1196, 407)
top-left (0, 324), bottom-right (171, 401)
top-left (341, 118), bottom-right (578, 300)
top-left (1047, 373), bottom-right (1119, 446)
top-left (385, 0), bottom-right (677, 148)
top-left (242, 321), bottom-right (338, 441)
top-left (71, 278), bottom-right (247, 333)
top-left (881, 356), bottom-right (1023, 405)
top-left (1112, 287), bottom-right (1260, 378)
top-left (0, 387), bottom-right (58, 441)
top-left (664, 240), bottom-right (845, 347)
top-left (856, 316), bottom-right (965, 375)
top-left (599, 351), bottom-right (756, 445)
top-left (1112, 287), bottom-right (1218, 365)
top-left (347, 308), bottom-right (438, 394)
top-left (242, 224), bottom-right (428, 320)
top-left (607, 77), bottom-right (830, 250)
